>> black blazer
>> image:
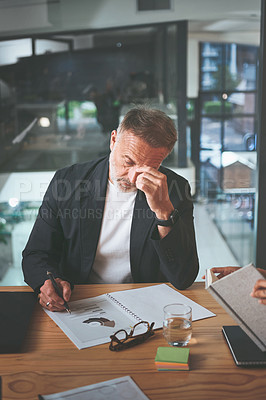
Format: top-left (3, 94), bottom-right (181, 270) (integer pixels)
top-left (22, 156), bottom-right (199, 290)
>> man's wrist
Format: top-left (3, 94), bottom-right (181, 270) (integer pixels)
top-left (155, 207), bottom-right (174, 221)
top-left (155, 208), bottom-right (179, 227)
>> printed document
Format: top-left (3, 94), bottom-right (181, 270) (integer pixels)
top-left (39, 376), bottom-right (150, 400)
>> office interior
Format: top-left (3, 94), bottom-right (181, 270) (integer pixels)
top-left (0, 0), bottom-right (265, 286)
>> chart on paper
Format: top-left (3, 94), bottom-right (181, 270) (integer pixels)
top-left (44, 295), bottom-right (137, 349)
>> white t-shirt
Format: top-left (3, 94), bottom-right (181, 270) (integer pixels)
top-left (89, 180), bottom-right (137, 283)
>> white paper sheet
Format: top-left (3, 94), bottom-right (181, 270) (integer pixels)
top-left (40, 376), bottom-right (150, 400)
top-left (44, 295), bottom-right (136, 349)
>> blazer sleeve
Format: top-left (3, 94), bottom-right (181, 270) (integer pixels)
top-left (22, 170), bottom-right (70, 291)
top-left (150, 182), bottom-right (199, 290)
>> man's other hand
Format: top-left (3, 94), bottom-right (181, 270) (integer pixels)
top-left (39, 278), bottom-right (71, 312)
top-left (132, 166), bottom-right (173, 219)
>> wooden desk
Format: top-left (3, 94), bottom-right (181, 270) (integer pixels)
top-left (1, 283), bottom-right (265, 400)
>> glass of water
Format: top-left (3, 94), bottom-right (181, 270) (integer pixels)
top-left (163, 303), bottom-right (192, 346)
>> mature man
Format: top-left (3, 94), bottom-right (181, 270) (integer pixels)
top-left (22, 107), bottom-right (199, 312)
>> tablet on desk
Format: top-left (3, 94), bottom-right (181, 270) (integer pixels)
top-left (222, 325), bottom-right (266, 367)
top-left (0, 292), bottom-right (36, 353)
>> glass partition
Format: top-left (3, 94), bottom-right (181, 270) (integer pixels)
top-left (199, 42), bottom-right (258, 266)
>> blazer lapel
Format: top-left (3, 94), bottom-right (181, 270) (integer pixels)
top-left (79, 157), bottom-right (109, 281)
top-left (130, 190), bottom-right (155, 280)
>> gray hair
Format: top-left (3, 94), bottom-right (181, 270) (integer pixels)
top-left (118, 106), bottom-right (177, 152)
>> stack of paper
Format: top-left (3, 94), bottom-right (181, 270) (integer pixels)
top-left (155, 347), bottom-right (190, 371)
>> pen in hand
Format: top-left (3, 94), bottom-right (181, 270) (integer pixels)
top-left (47, 271), bottom-right (71, 313)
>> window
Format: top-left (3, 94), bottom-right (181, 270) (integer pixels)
top-left (199, 42), bottom-right (258, 265)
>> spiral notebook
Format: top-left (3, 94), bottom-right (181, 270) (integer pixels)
top-left (44, 284), bottom-right (215, 349)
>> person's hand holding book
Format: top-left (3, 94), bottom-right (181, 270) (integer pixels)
top-left (203, 266), bottom-right (266, 305)
top-left (203, 266), bottom-right (240, 280)
top-left (250, 278), bottom-right (266, 305)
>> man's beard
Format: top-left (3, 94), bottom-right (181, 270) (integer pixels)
top-left (109, 153), bottom-right (137, 193)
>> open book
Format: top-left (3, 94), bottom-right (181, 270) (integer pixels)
top-left (205, 263), bottom-right (266, 352)
top-left (44, 283), bottom-right (215, 349)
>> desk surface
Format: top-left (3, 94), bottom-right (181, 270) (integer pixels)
top-left (1, 282), bottom-right (266, 400)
